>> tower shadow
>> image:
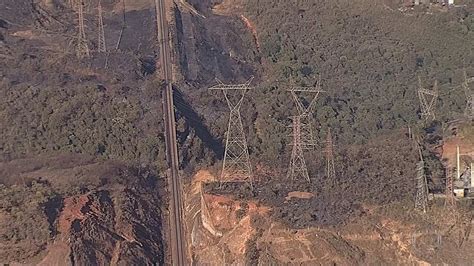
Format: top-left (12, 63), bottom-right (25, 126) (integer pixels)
top-left (173, 87), bottom-right (224, 160)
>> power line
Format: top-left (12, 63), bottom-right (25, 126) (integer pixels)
top-left (462, 69), bottom-right (473, 118)
top-left (287, 115), bottom-right (310, 182)
top-left (414, 138), bottom-right (428, 213)
top-left (417, 76), bottom-right (438, 122)
top-left (287, 82), bottom-right (325, 149)
top-left (445, 166), bottom-right (456, 208)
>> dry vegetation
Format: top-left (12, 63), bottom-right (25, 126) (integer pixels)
top-left (0, 155), bottom-right (165, 264)
top-left (0, 0), bottom-right (473, 264)
top-left (174, 0), bottom-right (473, 179)
top-left (187, 0), bottom-right (472, 194)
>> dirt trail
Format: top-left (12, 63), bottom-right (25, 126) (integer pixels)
top-left (239, 15), bottom-right (260, 51)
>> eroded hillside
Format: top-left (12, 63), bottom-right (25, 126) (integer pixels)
top-left (0, 154), bottom-right (165, 264)
top-left (187, 170), bottom-right (474, 265)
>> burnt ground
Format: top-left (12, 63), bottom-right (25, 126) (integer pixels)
top-left (171, 0), bottom-right (261, 171)
top-left (0, 0), bottom-right (157, 89)
top-left (193, 0), bottom-right (472, 230)
top-left (205, 131), bottom-right (422, 228)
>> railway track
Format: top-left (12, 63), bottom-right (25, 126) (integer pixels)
top-left (155, 0), bottom-right (187, 265)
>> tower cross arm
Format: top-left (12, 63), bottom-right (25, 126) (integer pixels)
top-left (208, 84), bottom-right (253, 90)
top-left (418, 88), bottom-right (438, 96)
top-left (208, 76), bottom-right (254, 90)
top-left (287, 87), bottom-right (326, 93)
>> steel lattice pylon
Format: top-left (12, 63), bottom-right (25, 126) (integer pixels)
top-left (445, 166), bottom-right (456, 207)
top-left (287, 115), bottom-right (310, 182)
top-left (286, 83), bottom-right (324, 182)
top-left (414, 140), bottom-right (429, 212)
top-left (68, 0), bottom-right (77, 9)
top-left (325, 127), bottom-right (336, 185)
top-left (209, 78), bottom-right (253, 185)
top-left (287, 84), bottom-right (324, 149)
top-left (97, 0), bottom-right (107, 53)
top-left (76, 1), bottom-right (90, 58)
top-left (418, 77), bottom-right (438, 122)
top-left (415, 161), bottom-right (429, 212)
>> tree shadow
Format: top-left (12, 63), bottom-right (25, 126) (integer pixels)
top-left (173, 87), bottom-right (224, 160)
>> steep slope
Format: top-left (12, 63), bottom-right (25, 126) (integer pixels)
top-left (187, 171), bottom-right (474, 265)
top-left (173, 1), bottom-right (474, 264)
top-left (0, 154), bottom-right (165, 265)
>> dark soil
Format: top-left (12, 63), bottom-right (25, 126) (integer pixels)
top-left (206, 131), bottom-right (419, 228)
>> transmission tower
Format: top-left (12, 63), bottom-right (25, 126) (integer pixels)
top-left (68, 0), bottom-right (77, 9)
top-left (209, 78), bottom-right (254, 185)
top-left (462, 69), bottom-right (474, 118)
top-left (286, 83), bottom-right (324, 182)
top-left (418, 77), bottom-right (438, 122)
top-left (287, 115), bottom-right (310, 182)
top-left (76, 0), bottom-right (90, 58)
top-left (414, 140), bottom-right (428, 213)
top-left (445, 166), bottom-right (456, 207)
top-left (325, 127), bottom-right (336, 185)
top-left (287, 83), bottom-right (324, 149)
top-left (97, 0), bottom-right (107, 53)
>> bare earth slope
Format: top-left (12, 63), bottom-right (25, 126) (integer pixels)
top-left (0, 154), bottom-right (165, 265)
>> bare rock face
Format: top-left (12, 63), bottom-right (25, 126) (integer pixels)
top-left (60, 189), bottom-right (163, 265)
top-left (189, 170), bottom-right (474, 265)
